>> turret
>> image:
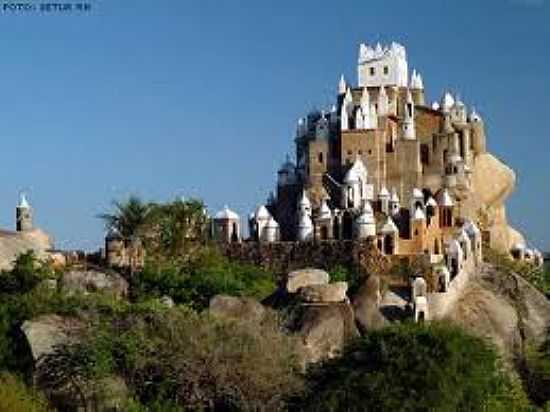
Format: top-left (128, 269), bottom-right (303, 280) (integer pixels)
top-left (16, 193), bottom-right (33, 232)
top-left (440, 91), bottom-right (455, 113)
top-left (105, 227), bottom-right (126, 268)
top-left (338, 74), bottom-right (347, 95)
top-left (355, 106), bottom-right (365, 129)
top-left (265, 216), bottom-right (280, 243)
top-left (378, 186), bottom-right (390, 214)
top-left (213, 206), bottom-right (241, 242)
top-left (355, 201), bottom-right (376, 239)
top-left (469, 108), bottom-right (486, 154)
top-left (411, 207), bottom-right (426, 247)
top-left (341, 102), bottom-right (349, 131)
top-left (402, 89), bottom-right (416, 140)
top-left (277, 154), bottom-right (296, 187)
top-left (316, 111), bottom-right (329, 139)
top-left (409, 69), bottom-right (426, 106)
top-left (389, 188), bottom-right (400, 215)
top-left (297, 212), bottom-right (314, 242)
top-left (378, 86), bottom-right (389, 116)
top-left (436, 189), bottom-right (454, 228)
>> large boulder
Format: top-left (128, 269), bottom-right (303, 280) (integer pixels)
top-left (60, 268), bottom-right (128, 298)
top-left (209, 295), bottom-right (266, 323)
top-left (285, 268), bottom-right (329, 293)
top-left (292, 303), bottom-right (358, 365)
top-left (299, 282), bottom-right (348, 303)
top-left (21, 315), bottom-right (83, 365)
top-left (449, 264), bottom-right (550, 358)
top-left (352, 275), bottom-right (386, 332)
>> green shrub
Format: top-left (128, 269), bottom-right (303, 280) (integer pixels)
top-left (133, 248), bottom-right (276, 310)
top-left (295, 322), bottom-right (531, 411)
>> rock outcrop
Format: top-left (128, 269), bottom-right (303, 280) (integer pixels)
top-left (60, 268), bottom-right (128, 298)
top-left (299, 282), bottom-right (348, 303)
top-left (448, 263), bottom-right (550, 358)
top-left (352, 275), bottom-right (386, 331)
top-left (209, 295), bottom-right (266, 323)
top-left (285, 268), bottom-right (330, 293)
top-left (465, 153), bottom-right (525, 253)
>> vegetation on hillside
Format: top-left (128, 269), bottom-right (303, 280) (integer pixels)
top-left (484, 247), bottom-right (549, 296)
top-left (295, 322), bottom-right (532, 412)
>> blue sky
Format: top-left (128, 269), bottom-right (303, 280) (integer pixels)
top-left (0, 0), bottom-right (548, 251)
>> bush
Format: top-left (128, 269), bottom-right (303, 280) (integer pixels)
top-left (295, 322), bottom-right (531, 411)
top-left (39, 306), bottom-right (304, 411)
top-left (133, 248), bottom-right (276, 310)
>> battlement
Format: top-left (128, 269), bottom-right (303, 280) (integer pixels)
top-left (357, 41), bottom-right (409, 89)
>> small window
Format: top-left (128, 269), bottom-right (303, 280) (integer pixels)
top-left (370, 67), bottom-right (375, 76)
top-left (368, 149), bottom-right (372, 155)
top-left (383, 66), bottom-right (389, 75)
top-left (347, 150), bottom-right (352, 156)
top-left (318, 152), bottom-right (323, 163)
top-left (358, 150), bottom-right (362, 155)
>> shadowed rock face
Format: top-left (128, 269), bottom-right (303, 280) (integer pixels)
top-left (0, 228), bottom-right (52, 270)
top-left (60, 269), bottom-right (128, 298)
top-left (466, 153), bottom-right (525, 253)
top-left (448, 264), bottom-right (550, 359)
top-left (209, 295), bottom-right (266, 323)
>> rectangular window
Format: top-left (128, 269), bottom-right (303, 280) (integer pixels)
top-left (318, 152), bottom-right (323, 163)
top-left (384, 66), bottom-right (389, 75)
top-left (370, 67), bottom-right (375, 76)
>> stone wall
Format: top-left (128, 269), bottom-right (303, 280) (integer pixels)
top-left (220, 240), bottom-right (376, 277)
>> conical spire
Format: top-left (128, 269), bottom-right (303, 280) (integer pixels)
top-left (338, 74), bottom-right (347, 95)
top-left (18, 193), bottom-right (30, 209)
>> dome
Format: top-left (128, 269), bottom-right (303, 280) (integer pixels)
top-left (379, 186), bottom-right (390, 198)
top-left (356, 201), bottom-right (375, 225)
top-left (380, 216), bottom-right (398, 234)
top-left (18, 193), bottom-right (30, 209)
top-left (215, 206), bottom-right (239, 220)
top-left (413, 207), bottom-right (426, 220)
top-left (426, 197), bottom-right (437, 207)
top-left (390, 188), bottom-right (400, 203)
top-left (412, 188), bottom-right (424, 199)
top-left (344, 156), bottom-right (367, 183)
top-left (441, 92), bottom-right (455, 112)
top-left (469, 108), bottom-right (483, 123)
top-left (254, 205), bottom-right (271, 220)
top-left (266, 216), bottom-right (279, 229)
top-left (298, 190), bottom-right (311, 208)
top-left (436, 189), bottom-right (454, 207)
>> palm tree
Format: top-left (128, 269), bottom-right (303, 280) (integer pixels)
top-left (98, 196), bottom-right (151, 274)
top-left (98, 195), bottom-right (151, 240)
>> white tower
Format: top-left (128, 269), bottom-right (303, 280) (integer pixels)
top-left (402, 89), bottom-right (416, 140)
top-left (357, 42), bottom-right (408, 88)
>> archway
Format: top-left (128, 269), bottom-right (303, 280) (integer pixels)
top-left (320, 226), bottom-right (329, 240)
top-left (384, 234), bottom-right (394, 255)
top-left (343, 212), bottom-right (353, 240)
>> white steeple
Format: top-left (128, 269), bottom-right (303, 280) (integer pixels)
top-left (355, 106), bottom-right (364, 129)
top-left (360, 87), bottom-right (370, 112)
top-left (18, 193), bottom-right (30, 209)
top-left (402, 89), bottom-right (416, 140)
top-left (441, 91), bottom-right (455, 113)
top-left (338, 74), bottom-right (347, 95)
top-left (341, 103), bottom-right (349, 131)
top-left (369, 104), bottom-right (378, 129)
top-left (297, 212), bottom-right (313, 242)
top-left (298, 190), bottom-right (312, 215)
top-left (410, 69), bottom-right (424, 90)
top-left (355, 200), bottom-right (376, 239)
top-left (344, 87), bottom-right (353, 105)
top-left (378, 86), bottom-right (389, 116)
top-left (469, 107), bottom-right (483, 123)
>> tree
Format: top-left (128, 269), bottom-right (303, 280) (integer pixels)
top-left (295, 322), bottom-right (531, 411)
top-left (98, 195), bottom-right (151, 241)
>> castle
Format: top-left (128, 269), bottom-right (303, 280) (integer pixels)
top-left (208, 41), bottom-right (543, 320)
